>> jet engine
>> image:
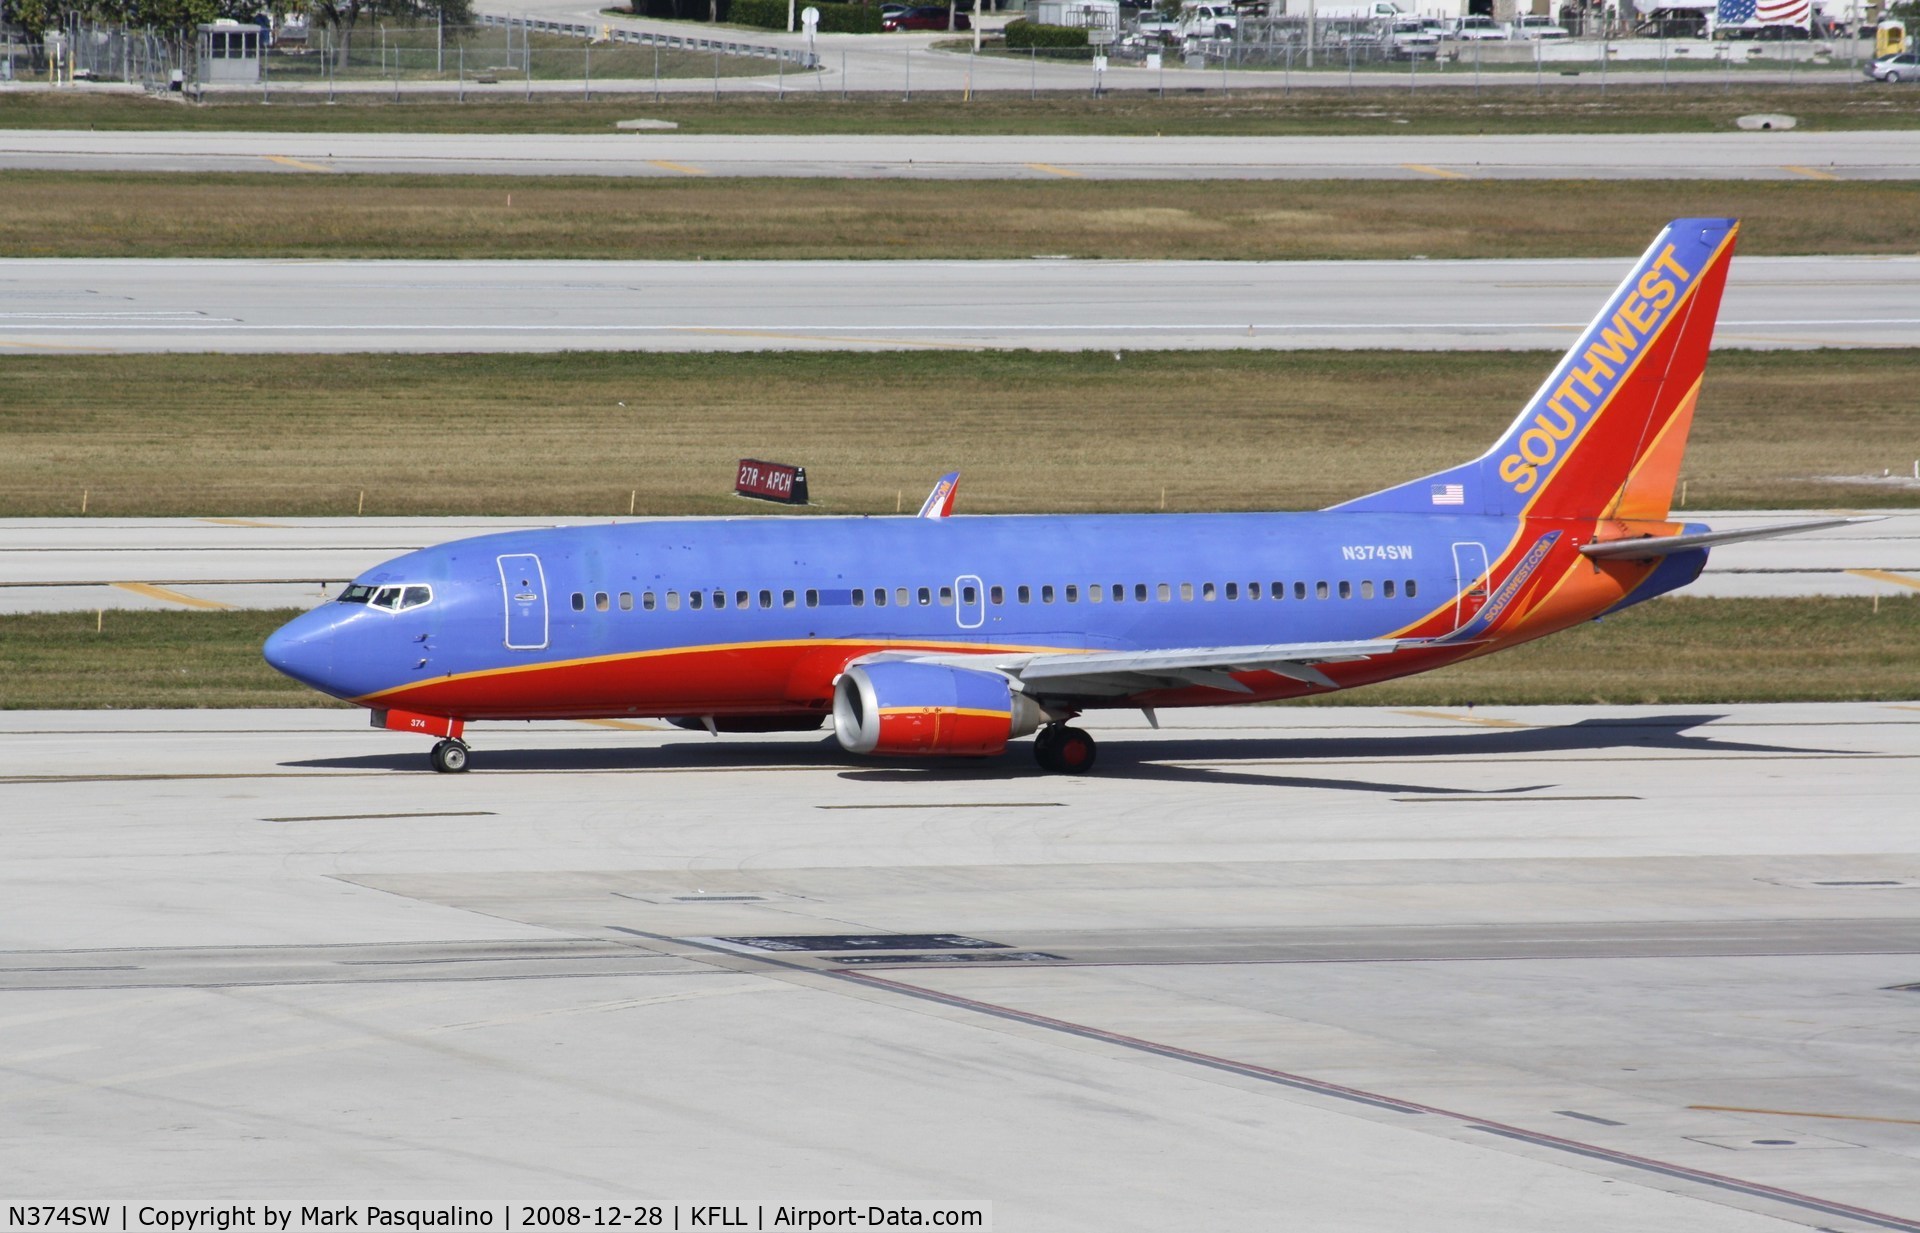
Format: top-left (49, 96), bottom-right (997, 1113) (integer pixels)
top-left (832, 661), bottom-right (1044, 757)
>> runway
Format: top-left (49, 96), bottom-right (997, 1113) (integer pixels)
top-left (2, 511), bottom-right (1915, 615)
top-left (4, 128), bottom-right (1916, 180)
top-left (3, 702), bottom-right (1918, 1229)
top-left (4, 254), bottom-right (1918, 354)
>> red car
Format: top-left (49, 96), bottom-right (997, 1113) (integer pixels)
top-left (882, 5), bottom-right (972, 30)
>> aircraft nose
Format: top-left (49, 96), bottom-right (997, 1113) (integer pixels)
top-left (263, 610), bottom-right (337, 692)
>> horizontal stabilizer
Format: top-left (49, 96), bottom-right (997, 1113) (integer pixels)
top-left (1579, 516), bottom-right (1881, 560)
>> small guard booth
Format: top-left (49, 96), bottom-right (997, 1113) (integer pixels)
top-left (197, 21), bottom-right (262, 85)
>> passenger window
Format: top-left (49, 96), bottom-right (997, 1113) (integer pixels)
top-left (1157, 583), bottom-right (1170, 602)
top-left (665, 591), bottom-right (680, 611)
top-left (1339, 581), bottom-right (1352, 600)
top-left (1406, 579), bottom-right (1419, 598)
top-left (1136, 584), bottom-right (1149, 603)
top-left (1316, 581), bottom-right (1330, 600)
top-left (1249, 582), bottom-right (1262, 600)
top-left (874, 587), bottom-right (889, 607)
top-left (1064, 585), bottom-right (1078, 603)
top-left (619, 592), bottom-right (633, 611)
top-left (1180, 583), bottom-right (1194, 602)
top-left (1202, 582), bottom-right (1216, 601)
top-left (852, 589), bottom-right (865, 607)
top-left (806, 589), bottom-right (819, 608)
top-left (1111, 583), bottom-right (1125, 604)
top-left (990, 585), bottom-right (1004, 605)
top-left (736, 590), bottom-right (749, 609)
top-left (1041, 585), bottom-right (1055, 604)
top-left (1225, 583), bottom-right (1238, 601)
top-left (643, 591), bottom-right (657, 611)
top-left (569, 592), bottom-right (585, 612)
top-left (400, 585), bottom-right (431, 610)
top-left (962, 584), bottom-right (978, 605)
top-left (1088, 585), bottom-right (1102, 604)
top-left (939, 586), bottom-right (953, 607)
top-left (1018, 585), bottom-right (1031, 604)
top-left (713, 589), bottom-right (727, 610)
top-left (1384, 580), bottom-right (1396, 598)
top-left (689, 591), bottom-right (704, 611)
top-left (1294, 582), bottom-right (1307, 600)
top-left (1361, 580), bottom-right (1374, 599)
top-left (595, 592), bottom-right (610, 612)
top-left (759, 590), bottom-right (772, 609)
top-left (917, 587), bottom-right (932, 606)
top-left (895, 587), bottom-right (909, 607)
top-left (783, 590), bottom-right (796, 608)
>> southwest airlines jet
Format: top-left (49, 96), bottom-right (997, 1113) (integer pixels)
top-left (265, 218), bottom-right (1849, 774)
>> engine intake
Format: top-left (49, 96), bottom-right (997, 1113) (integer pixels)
top-left (833, 661), bottom-right (1043, 758)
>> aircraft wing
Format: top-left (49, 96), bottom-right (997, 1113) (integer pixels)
top-left (861, 639), bottom-right (1413, 698)
top-left (1580, 516), bottom-right (1881, 561)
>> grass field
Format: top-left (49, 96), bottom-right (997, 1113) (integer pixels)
top-left (2, 350), bottom-right (1916, 518)
top-left (1, 84), bottom-right (1914, 135)
top-left (2, 597), bottom-right (1913, 710)
top-left (2, 173), bottom-right (1915, 260)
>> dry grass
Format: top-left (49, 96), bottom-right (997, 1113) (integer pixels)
top-left (2, 598), bottom-right (1912, 710)
top-left (0, 610), bottom-right (349, 710)
top-left (3, 84), bottom-right (1917, 135)
top-left (2, 173), bottom-right (1917, 259)
top-left (1311, 595), bottom-right (1920, 706)
top-left (2, 350), bottom-right (1917, 517)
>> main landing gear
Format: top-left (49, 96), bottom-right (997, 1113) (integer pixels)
top-left (429, 738), bottom-right (470, 774)
top-left (1033, 723), bottom-right (1097, 775)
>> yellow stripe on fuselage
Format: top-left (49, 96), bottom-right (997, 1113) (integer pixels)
top-left (356, 637), bottom-right (1084, 706)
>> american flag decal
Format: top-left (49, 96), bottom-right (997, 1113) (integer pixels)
top-left (1430, 483), bottom-right (1465, 506)
top-left (1718, 0), bottom-right (1809, 23)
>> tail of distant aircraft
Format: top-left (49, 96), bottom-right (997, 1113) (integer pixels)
top-left (1335, 217), bottom-right (1739, 523)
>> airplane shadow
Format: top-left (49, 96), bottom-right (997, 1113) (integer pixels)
top-left (282, 713), bottom-right (1842, 795)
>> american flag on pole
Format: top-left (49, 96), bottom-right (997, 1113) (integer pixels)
top-left (1430, 482), bottom-right (1465, 506)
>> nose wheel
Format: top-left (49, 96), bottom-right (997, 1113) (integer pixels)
top-left (1033, 724), bottom-right (1096, 775)
top-left (429, 738), bottom-right (470, 774)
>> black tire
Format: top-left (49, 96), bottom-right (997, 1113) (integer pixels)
top-left (430, 739), bottom-right (470, 773)
top-left (1034, 725), bottom-right (1097, 774)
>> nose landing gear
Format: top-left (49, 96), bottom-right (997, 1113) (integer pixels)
top-left (1033, 723), bottom-right (1097, 774)
top-left (429, 738), bottom-right (470, 774)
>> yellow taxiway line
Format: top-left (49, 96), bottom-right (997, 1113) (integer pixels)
top-left (1398, 709), bottom-right (1529, 729)
top-left (1782, 165), bottom-right (1841, 181)
top-left (264, 155), bottom-right (336, 173)
top-left (1690, 1104), bottom-right (1920, 1128)
top-left (1403, 163), bottom-right (1470, 180)
top-left (648, 160), bottom-right (709, 176)
top-left (1848, 568), bottom-right (1920, 591)
top-left (1024, 162), bottom-right (1084, 178)
top-left (109, 582), bottom-right (234, 611)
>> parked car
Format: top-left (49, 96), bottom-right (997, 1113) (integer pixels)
top-left (1513, 14), bottom-right (1569, 37)
top-left (1387, 17), bottom-right (1440, 56)
top-left (1867, 50), bottom-right (1920, 81)
top-left (882, 4), bottom-right (971, 29)
top-left (1452, 14), bottom-right (1508, 39)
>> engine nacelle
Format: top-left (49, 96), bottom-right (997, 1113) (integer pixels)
top-left (832, 661), bottom-right (1043, 758)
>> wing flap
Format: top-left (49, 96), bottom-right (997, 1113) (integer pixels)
top-left (855, 639), bottom-right (1410, 699)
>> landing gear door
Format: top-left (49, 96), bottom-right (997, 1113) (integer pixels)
top-left (1451, 541), bottom-right (1490, 630)
top-left (498, 553), bottom-right (549, 650)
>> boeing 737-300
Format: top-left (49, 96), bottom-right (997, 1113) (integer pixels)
top-left (264, 217), bottom-right (1857, 774)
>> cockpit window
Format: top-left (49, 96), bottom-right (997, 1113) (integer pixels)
top-left (366, 584), bottom-right (432, 612)
top-left (338, 584), bottom-right (374, 604)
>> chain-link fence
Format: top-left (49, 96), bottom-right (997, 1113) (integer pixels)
top-left (4, 18), bottom-right (186, 88)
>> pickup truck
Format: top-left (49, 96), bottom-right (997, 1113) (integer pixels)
top-left (1178, 3), bottom-right (1239, 37)
top-left (1386, 17), bottom-right (1439, 55)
